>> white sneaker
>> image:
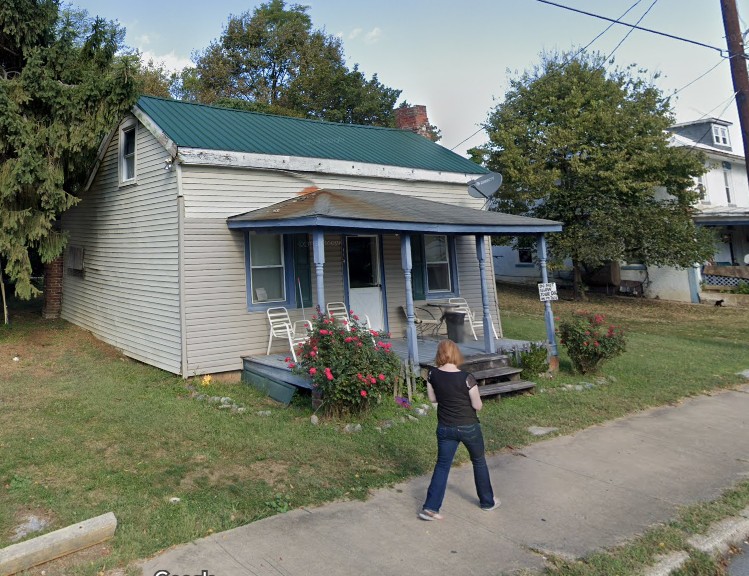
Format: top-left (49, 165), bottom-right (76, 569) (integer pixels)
top-left (481, 497), bottom-right (501, 511)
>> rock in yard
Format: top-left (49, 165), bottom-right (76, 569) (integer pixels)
top-left (407, 415), bottom-right (419, 422)
top-left (310, 415), bottom-right (319, 425)
top-left (738, 369), bottom-right (749, 379)
top-left (528, 426), bottom-right (559, 437)
top-left (344, 423), bottom-right (362, 433)
top-left (11, 515), bottom-right (49, 542)
top-left (256, 410), bottom-right (272, 417)
top-left (414, 408), bottom-right (428, 416)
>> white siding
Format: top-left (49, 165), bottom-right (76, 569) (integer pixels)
top-left (61, 115), bottom-right (182, 373)
top-left (180, 166), bottom-right (502, 374)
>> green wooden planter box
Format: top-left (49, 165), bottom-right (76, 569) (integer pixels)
top-left (243, 371), bottom-right (297, 405)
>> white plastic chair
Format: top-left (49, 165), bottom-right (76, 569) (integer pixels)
top-left (448, 298), bottom-right (499, 340)
top-left (266, 307), bottom-right (312, 362)
top-left (326, 302), bottom-right (374, 340)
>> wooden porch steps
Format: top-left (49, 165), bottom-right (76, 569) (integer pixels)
top-left (461, 353), bottom-right (535, 397)
top-left (421, 352), bottom-right (536, 398)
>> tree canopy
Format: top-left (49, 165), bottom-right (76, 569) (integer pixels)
top-left (477, 51), bottom-right (715, 296)
top-left (0, 0), bottom-right (141, 300)
top-left (173, 0), bottom-right (401, 126)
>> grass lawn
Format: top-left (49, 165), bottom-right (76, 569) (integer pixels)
top-left (1, 285), bottom-right (748, 575)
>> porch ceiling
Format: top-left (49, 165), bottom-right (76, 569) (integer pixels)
top-left (226, 188), bottom-right (562, 235)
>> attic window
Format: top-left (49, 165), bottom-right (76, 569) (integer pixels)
top-left (119, 121), bottom-right (136, 184)
top-left (712, 125), bottom-right (730, 147)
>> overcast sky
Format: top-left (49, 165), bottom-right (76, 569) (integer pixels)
top-left (71, 0), bottom-right (748, 155)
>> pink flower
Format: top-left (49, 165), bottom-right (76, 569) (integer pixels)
top-left (360, 390), bottom-right (367, 397)
top-left (309, 367), bottom-right (317, 375)
top-left (287, 363), bottom-right (295, 368)
top-left (378, 373), bottom-right (385, 381)
top-left (594, 341), bottom-right (600, 347)
top-left (309, 351), bottom-right (316, 357)
top-left (369, 377), bottom-right (376, 384)
top-left (319, 329), bottom-right (329, 335)
top-left (345, 336), bottom-right (353, 343)
top-left (352, 314), bottom-right (359, 320)
top-left (285, 357), bottom-right (291, 362)
top-left (326, 373), bottom-right (334, 381)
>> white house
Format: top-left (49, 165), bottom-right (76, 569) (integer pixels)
top-left (58, 97), bottom-right (561, 377)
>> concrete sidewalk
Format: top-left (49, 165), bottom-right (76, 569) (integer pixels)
top-left (142, 385), bottom-right (749, 576)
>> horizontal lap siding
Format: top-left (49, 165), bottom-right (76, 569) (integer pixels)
top-left (61, 117), bottom-right (182, 373)
top-left (180, 168), bottom-right (501, 374)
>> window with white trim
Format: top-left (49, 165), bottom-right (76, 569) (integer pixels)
top-left (250, 234), bottom-right (285, 304)
top-left (119, 122), bottom-right (136, 184)
top-left (722, 161), bottom-right (733, 204)
top-left (424, 234), bottom-right (451, 292)
top-left (712, 125), bottom-right (730, 147)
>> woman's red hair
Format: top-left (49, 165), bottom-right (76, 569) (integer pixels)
top-left (434, 339), bottom-right (464, 367)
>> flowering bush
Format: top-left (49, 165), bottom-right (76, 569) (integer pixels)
top-left (557, 311), bottom-right (626, 374)
top-left (291, 308), bottom-right (402, 415)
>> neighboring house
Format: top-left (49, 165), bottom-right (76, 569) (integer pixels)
top-left (59, 96), bottom-right (561, 376)
top-left (493, 118), bottom-right (749, 303)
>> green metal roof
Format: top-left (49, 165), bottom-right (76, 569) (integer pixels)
top-left (135, 96), bottom-right (488, 175)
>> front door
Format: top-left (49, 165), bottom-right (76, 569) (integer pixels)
top-left (346, 235), bottom-right (384, 331)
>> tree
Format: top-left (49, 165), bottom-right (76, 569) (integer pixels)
top-left (173, 0), bottom-right (401, 126)
top-left (0, 1), bottom-right (140, 305)
top-left (479, 51), bottom-right (715, 298)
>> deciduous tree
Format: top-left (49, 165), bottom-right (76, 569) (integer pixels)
top-left (479, 51), bottom-right (715, 298)
top-left (173, 0), bottom-right (401, 126)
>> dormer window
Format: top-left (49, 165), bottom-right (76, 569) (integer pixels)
top-left (119, 120), bottom-right (137, 184)
top-left (712, 124), bottom-right (730, 147)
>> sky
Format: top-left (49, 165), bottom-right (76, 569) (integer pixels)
top-left (69, 0), bottom-right (749, 155)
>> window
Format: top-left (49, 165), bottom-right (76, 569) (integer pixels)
top-left (723, 161), bottom-right (733, 204)
top-left (518, 248), bottom-right (533, 264)
top-left (712, 125), bottom-right (730, 147)
top-left (696, 175), bottom-right (708, 202)
top-left (250, 234), bottom-right (285, 304)
top-left (409, 234), bottom-right (457, 298)
top-left (245, 233), bottom-right (311, 310)
top-left (120, 122), bottom-right (136, 183)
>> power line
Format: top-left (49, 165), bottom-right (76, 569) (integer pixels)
top-left (567, 0), bottom-right (644, 62)
top-left (668, 58), bottom-right (726, 100)
top-left (535, 0), bottom-right (732, 56)
top-left (449, 126), bottom-right (485, 151)
top-left (606, 0), bottom-right (659, 61)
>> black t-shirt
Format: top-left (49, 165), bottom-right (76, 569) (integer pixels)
top-left (428, 368), bottom-right (479, 426)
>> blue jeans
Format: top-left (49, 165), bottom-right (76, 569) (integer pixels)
top-left (423, 423), bottom-right (495, 512)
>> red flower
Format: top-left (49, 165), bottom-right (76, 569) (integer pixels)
top-left (326, 373), bottom-right (334, 381)
top-left (285, 357), bottom-right (291, 362)
top-left (352, 314), bottom-right (359, 320)
top-left (360, 390), bottom-right (367, 397)
top-left (309, 367), bottom-right (317, 375)
top-left (345, 336), bottom-right (353, 343)
top-left (594, 341), bottom-right (600, 347)
top-left (378, 373), bottom-right (385, 381)
top-left (319, 329), bottom-right (329, 335)
top-left (287, 363), bottom-right (296, 368)
top-left (369, 377), bottom-right (376, 384)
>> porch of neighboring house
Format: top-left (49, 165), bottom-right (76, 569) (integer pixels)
top-left (241, 333), bottom-right (542, 405)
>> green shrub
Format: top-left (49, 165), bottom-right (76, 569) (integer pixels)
top-left (292, 308), bottom-right (402, 416)
top-left (557, 311), bottom-right (626, 374)
top-left (734, 281), bottom-right (749, 295)
top-left (512, 342), bottom-right (550, 378)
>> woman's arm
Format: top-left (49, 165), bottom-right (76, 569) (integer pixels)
top-left (468, 383), bottom-right (483, 411)
top-left (427, 380), bottom-right (437, 404)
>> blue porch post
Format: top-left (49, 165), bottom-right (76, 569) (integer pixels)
top-left (537, 234), bottom-right (558, 357)
top-left (313, 231), bottom-right (325, 313)
top-left (401, 234), bottom-right (419, 368)
top-left (475, 234), bottom-right (497, 354)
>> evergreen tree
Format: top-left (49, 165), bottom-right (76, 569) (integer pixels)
top-left (0, 0), bottom-right (140, 302)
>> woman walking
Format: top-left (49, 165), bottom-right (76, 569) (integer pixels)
top-left (419, 339), bottom-right (500, 520)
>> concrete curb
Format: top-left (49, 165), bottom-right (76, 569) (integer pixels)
top-left (643, 506), bottom-right (749, 576)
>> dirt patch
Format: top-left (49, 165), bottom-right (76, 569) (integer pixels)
top-left (179, 461), bottom-right (280, 491)
top-left (9, 508), bottom-right (57, 542)
top-left (14, 541), bottom-right (115, 576)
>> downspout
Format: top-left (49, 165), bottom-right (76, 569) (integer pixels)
top-left (176, 162), bottom-right (188, 377)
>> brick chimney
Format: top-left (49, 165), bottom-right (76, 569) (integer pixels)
top-left (395, 105), bottom-right (439, 141)
top-left (42, 256), bottom-right (63, 319)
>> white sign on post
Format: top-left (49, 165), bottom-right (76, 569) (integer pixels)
top-left (538, 282), bottom-right (558, 302)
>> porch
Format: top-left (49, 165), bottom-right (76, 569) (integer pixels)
top-left (241, 334), bottom-right (539, 404)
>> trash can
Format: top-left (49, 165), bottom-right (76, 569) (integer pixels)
top-left (443, 311), bottom-right (466, 343)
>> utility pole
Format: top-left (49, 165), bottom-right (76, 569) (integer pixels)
top-left (721, 0), bottom-right (749, 183)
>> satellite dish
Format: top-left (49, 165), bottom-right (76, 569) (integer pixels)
top-left (468, 172), bottom-right (503, 199)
